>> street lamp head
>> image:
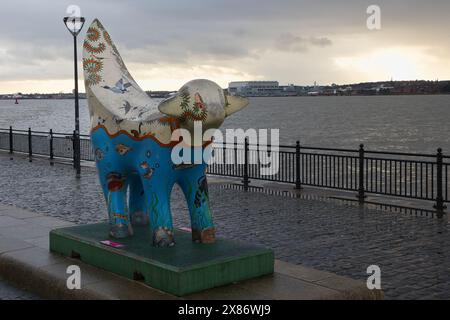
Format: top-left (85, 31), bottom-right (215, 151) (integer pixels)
top-left (63, 16), bottom-right (85, 36)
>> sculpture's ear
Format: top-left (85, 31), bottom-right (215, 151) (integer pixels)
top-left (225, 95), bottom-right (249, 117)
top-left (158, 94), bottom-right (183, 117)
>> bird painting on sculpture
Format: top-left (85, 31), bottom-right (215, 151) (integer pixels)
top-left (102, 78), bottom-right (133, 94)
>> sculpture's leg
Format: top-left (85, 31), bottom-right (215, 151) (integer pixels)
top-left (141, 178), bottom-right (175, 247)
top-left (128, 173), bottom-right (149, 226)
top-left (178, 165), bottom-right (215, 244)
top-left (99, 171), bottom-right (133, 239)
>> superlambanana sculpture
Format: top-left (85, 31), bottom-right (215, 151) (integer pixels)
top-left (83, 19), bottom-right (248, 247)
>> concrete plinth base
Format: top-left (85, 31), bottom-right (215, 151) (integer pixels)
top-left (49, 223), bottom-right (274, 296)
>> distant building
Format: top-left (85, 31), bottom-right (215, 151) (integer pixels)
top-left (280, 84), bottom-right (306, 96)
top-left (228, 81), bottom-right (281, 96)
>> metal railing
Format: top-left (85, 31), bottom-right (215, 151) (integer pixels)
top-left (0, 127), bottom-right (93, 166)
top-left (1, 127), bottom-right (448, 215)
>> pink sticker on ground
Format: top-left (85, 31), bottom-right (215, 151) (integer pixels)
top-left (100, 240), bottom-right (125, 248)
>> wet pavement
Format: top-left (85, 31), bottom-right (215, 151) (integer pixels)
top-left (0, 279), bottom-right (39, 300)
top-left (0, 152), bottom-right (449, 299)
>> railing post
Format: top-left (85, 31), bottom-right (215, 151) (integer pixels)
top-left (434, 148), bottom-right (446, 217)
top-left (75, 132), bottom-right (81, 178)
top-left (9, 126), bottom-right (13, 160)
top-left (295, 140), bottom-right (302, 190)
top-left (358, 144), bottom-right (365, 203)
top-left (49, 129), bottom-right (54, 166)
top-left (242, 138), bottom-right (250, 191)
top-left (222, 143), bottom-right (226, 175)
top-left (234, 141), bottom-right (238, 167)
top-left (72, 130), bottom-right (77, 169)
top-left (28, 127), bottom-right (32, 162)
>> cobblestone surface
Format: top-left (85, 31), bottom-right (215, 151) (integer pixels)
top-left (0, 153), bottom-right (449, 300)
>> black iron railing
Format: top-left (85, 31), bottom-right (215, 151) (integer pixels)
top-left (208, 140), bottom-right (449, 215)
top-left (1, 127), bottom-right (448, 215)
top-left (0, 127), bottom-right (93, 163)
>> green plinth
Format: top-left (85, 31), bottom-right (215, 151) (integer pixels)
top-left (49, 223), bottom-right (274, 296)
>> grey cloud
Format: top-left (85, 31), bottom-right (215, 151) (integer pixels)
top-left (274, 33), bottom-right (332, 52)
top-left (3, 45), bottom-right (66, 65)
top-left (309, 37), bottom-right (332, 47)
top-left (118, 35), bottom-right (255, 67)
top-left (274, 34), bottom-right (307, 52)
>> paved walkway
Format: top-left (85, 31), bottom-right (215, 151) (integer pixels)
top-left (0, 203), bottom-right (378, 300)
top-left (0, 152), bottom-right (449, 299)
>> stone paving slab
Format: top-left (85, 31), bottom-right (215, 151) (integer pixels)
top-left (0, 205), bottom-right (39, 219)
top-left (23, 216), bottom-right (75, 228)
top-left (0, 215), bottom-right (27, 227)
top-left (0, 236), bottom-right (34, 254)
top-left (24, 235), bottom-right (50, 250)
top-left (0, 224), bottom-right (54, 240)
top-left (274, 260), bottom-right (336, 282)
top-left (0, 204), bottom-right (379, 300)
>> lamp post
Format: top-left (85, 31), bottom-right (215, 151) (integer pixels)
top-left (63, 16), bottom-right (85, 178)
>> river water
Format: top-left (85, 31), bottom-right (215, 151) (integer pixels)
top-left (0, 95), bottom-right (449, 153)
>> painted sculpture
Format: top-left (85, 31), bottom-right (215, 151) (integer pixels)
top-left (83, 19), bottom-right (249, 247)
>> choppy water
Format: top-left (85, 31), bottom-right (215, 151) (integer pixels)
top-left (0, 95), bottom-right (449, 153)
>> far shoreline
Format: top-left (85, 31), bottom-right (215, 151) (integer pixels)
top-left (1, 93), bottom-right (450, 101)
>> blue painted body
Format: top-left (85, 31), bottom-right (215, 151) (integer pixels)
top-left (91, 127), bottom-right (213, 246)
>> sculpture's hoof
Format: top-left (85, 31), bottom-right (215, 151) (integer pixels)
top-left (153, 227), bottom-right (175, 247)
top-left (192, 228), bottom-right (216, 244)
top-left (130, 211), bottom-right (149, 226)
top-left (109, 223), bottom-right (133, 239)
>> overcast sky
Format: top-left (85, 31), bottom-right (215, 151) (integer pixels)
top-left (0, 0), bottom-right (449, 93)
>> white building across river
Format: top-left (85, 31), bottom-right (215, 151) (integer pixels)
top-left (228, 81), bottom-right (281, 96)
